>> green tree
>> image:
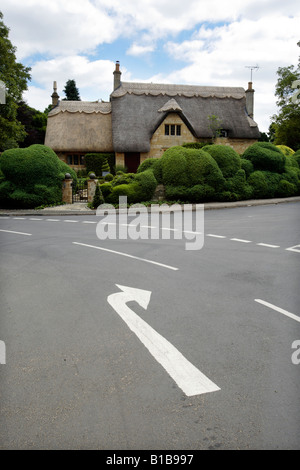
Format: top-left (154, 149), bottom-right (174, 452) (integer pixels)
top-left (17, 101), bottom-right (47, 147)
top-left (270, 42), bottom-right (300, 150)
top-left (207, 114), bottom-right (223, 142)
top-left (63, 79), bottom-right (81, 101)
top-left (0, 11), bottom-right (31, 151)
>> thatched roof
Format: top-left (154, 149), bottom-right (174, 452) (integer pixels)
top-left (45, 101), bottom-right (113, 152)
top-left (111, 82), bottom-right (259, 153)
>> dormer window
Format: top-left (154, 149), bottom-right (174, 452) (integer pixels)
top-left (165, 124), bottom-right (181, 136)
top-left (219, 129), bottom-right (228, 137)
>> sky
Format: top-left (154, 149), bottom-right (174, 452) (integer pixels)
top-left (1, 0), bottom-right (299, 133)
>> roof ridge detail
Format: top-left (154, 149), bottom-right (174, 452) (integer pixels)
top-left (111, 82), bottom-right (245, 99)
top-left (158, 98), bottom-right (183, 113)
top-left (48, 101), bottom-right (111, 116)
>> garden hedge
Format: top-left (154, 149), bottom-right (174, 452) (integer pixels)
top-left (0, 144), bottom-right (77, 208)
top-left (202, 144), bottom-right (241, 178)
top-left (84, 153), bottom-right (115, 176)
top-left (242, 142), bottom-right (286, 173)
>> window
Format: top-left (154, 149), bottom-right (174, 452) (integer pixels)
top-left (219, 129), bottom-right (228, 137)
top-left (165, 124), bottom-right (181, 136)
top-left (73, 155), bottom-right (79, 165)
top-left (67, 155), bottom-right (72, 165)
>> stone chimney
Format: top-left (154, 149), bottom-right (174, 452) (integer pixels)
top-left (51, 81), bottom-right (59, 108)
top-left (113, 61), bottom-right (122, 90)
top-left (245, 81), bottom-right (254, 119)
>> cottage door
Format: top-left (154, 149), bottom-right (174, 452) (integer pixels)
top-left (124, 152), bottom-right (140, 173)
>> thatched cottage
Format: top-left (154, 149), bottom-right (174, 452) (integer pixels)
top-left (45, 62), bottom-right (260, 173)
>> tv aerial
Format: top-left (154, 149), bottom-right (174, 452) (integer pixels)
top-left (245, 65), bottom-right (259, 82)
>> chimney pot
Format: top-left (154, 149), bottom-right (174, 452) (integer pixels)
top-left (113, 61), bottom-right (122, 90)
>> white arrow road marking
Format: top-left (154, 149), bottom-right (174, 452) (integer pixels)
top-left (286, 244), bottom-right (300, 253)
top-left (107, 284), bottom-right (220, 397)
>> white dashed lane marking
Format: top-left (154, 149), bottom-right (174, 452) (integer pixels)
top-left (1, 217), bottom-right (299, 253)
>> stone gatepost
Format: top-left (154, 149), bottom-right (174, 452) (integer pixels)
top-left (87, 174), bottom-right (98, 203)
top-left (62, 173), bottom-right (73, 204)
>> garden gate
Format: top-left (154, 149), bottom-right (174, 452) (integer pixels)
top-left (72, 179), bottom-right (88, 203)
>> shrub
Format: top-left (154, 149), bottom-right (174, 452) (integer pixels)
top-left (152, 158), bottom-right (163, 184)
top-left (202, 144), bottom-right (241, 178)
top-left (85, 153), bottom-right (115, 176)
top-left (0, 144), bottom-right (77, 208)
top-left (100, 182), bottom-right (113, 200)
top-left (247, 171), bottom-right (269, 198)
top-left (187, 184), bottom-right (215, 202)
top-left (134, 169), bottom-right (157, 201)
top-left (277, 180), bottom-right (297, 197)
top-left (92, 184), bottom-right (104, 208)
top-left (276, 145), bottom-right (295, 156)
top-left (262, 172), bottom-right (282, 198)
top-left (104, 173), bottom-right (114, 181)
top-left (242, 142), bottom-right (285, 173)
top-left (281, 167), bottom-right (300, 194)
top-left (161, 147), bottom-right (189, 186)
top-left (102, 158), bottom-right (110, 174)
top-left (240, 158), bottom-right (254, 177)
top-left (137, 158), bottom-right (157, 173)
top-left (160, 146), bottom-right (225, 190)
top-left (294, 150), bottom-right (300, 167)
top-left (182, 142), bottom-right (212, 149)
top-left (190, 151), bottom-right (225, 190)
top-left (165, 185), bottom-right (189, 201)
top-left (112, 173), bottom-right (135, 187)
top-left (108, 183), bottom-right (143, 205)
top-left (285, 154), bottom-right (299, 169)
top-left (225, 169), bottom-right (253, 200)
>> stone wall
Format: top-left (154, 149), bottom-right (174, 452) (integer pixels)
top-left (62, 178), bottom-right (73, 204)
top-left (141, 113), bottom-right (197, 161)
top-left (214, 137), bottom-right (258, 155)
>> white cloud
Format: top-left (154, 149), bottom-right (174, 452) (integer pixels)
top-left (23, 56), bottom-right (132, 110)
top-left (1, 0), bottom-right (299, 131)
top-left (126, 43), bottom-right (156, 56)
top-left (1, 0), bottom-right (116, 59)
top-left (160, 15), bottom-right (300, 131)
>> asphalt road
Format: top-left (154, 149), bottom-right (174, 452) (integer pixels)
top-left (0, 202), bottom-right (299, 450)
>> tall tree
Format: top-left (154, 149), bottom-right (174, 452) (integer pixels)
top-left (270, 42), bottom-right (300, 150)
top-left (0, 11), bottom-right (31, 151)
top-left (63, 79), bottom-right (81, 101)
top-left (16, 101), bottom-right (47, 147)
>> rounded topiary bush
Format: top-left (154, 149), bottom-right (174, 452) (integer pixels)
top-left (240, 158), bottom-right (254, 177)
top-left (104, 173), bottom-right (114, 181)
top-left (276, 145), bottom-right (295, 156)
top-left (225, 169), bottom-right (253, 200)
top-left (137, 158), bottom-right (157, 173)
top-left (247, 171), bottom-right (269, 199)
top-left (160, 146), bottom-right (225, 190)
top-left (134, 169), bottom-right (157, 201)
top-left (277, 180), bottom-right (297, 197)
top-left (202, 144), bottom-right (241, 178)
top-left (100, 182), bottom-right (113, 200)
top-left (160, 146), bottom-right (189, 186)
top-left (242, 142), bottom-right (285, 173)
top-left (106, 169), bottom-right (157, 205)
top-left (0, 144), bottom-right (77, 208)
